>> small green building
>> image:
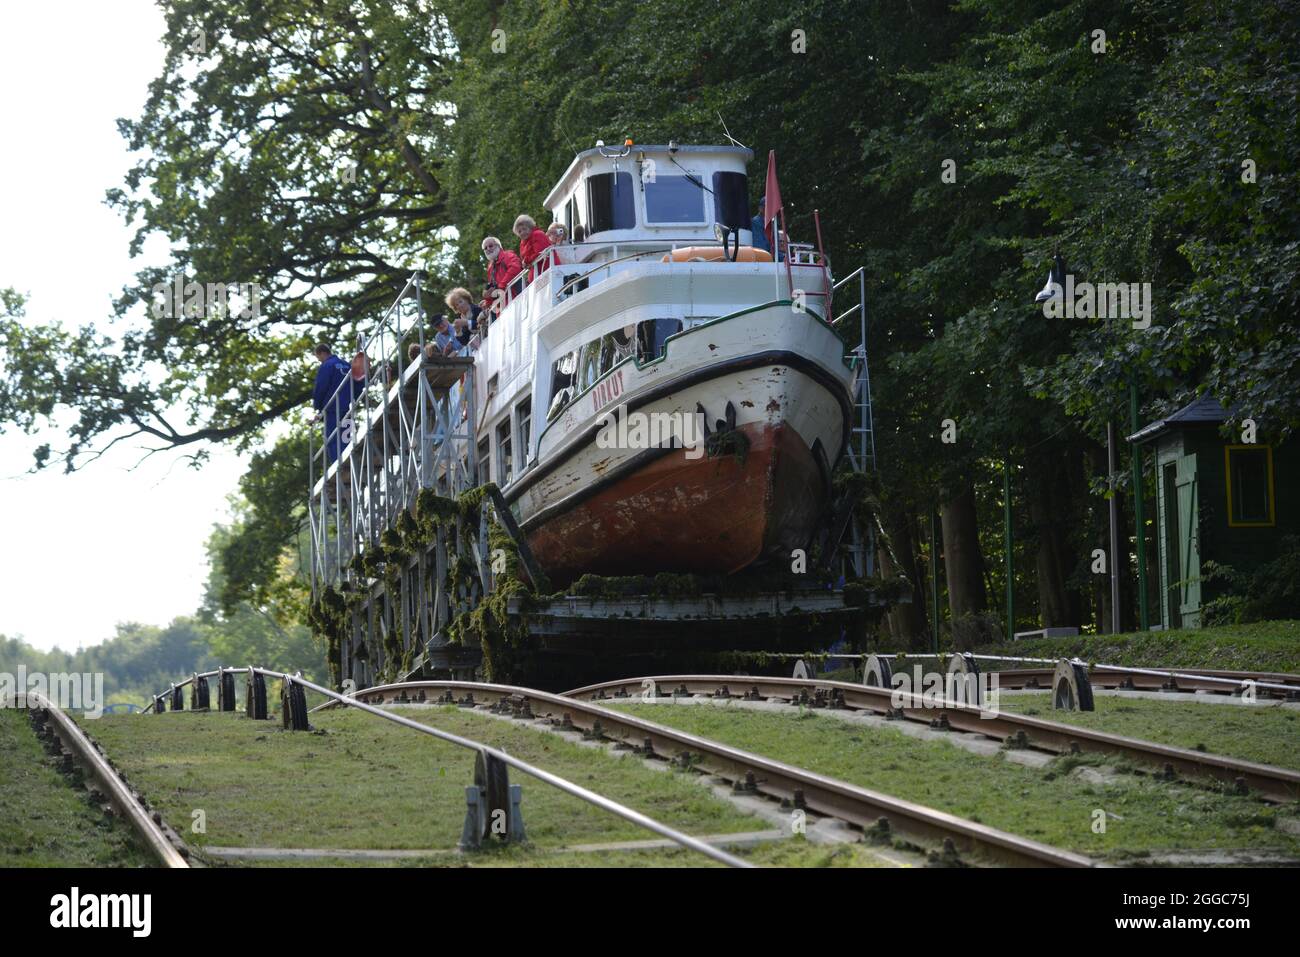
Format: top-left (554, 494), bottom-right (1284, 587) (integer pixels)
top-left (1129, 396), bottom-right (1296, 629)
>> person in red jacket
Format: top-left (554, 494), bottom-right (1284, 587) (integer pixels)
top-left (513, 214), bottom-right (553, 280)
top-left (480, 235), bottom-right (522, 316)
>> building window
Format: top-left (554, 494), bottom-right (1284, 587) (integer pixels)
top-left (644, 174), bottom-right (706, 224)
top-left (711, 172), bottom-right (749, 230)
top-left (496, 418), bottom-right (513, 486)
top-left (586, 172), bottom-right (635, 232)
top-left (516, 398), bottom-right (532, 466)
top-left (476, 438), bottom-right (490, 485)
top-left (1225, 445), bottom-right (1275, 526)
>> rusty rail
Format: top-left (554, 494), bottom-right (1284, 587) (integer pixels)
top-left (563, 675), bottom-right (1300, 804)
top-left (11, 692), bottom-right (189, 868)
top-left (330, 679), bottom-right (1094, 867)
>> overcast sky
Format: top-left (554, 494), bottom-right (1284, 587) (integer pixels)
top-left (0, 2), bottom-right (250, 652)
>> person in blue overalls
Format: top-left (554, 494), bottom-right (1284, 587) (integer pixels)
top-left (312, 343), bottom-right (365, 463)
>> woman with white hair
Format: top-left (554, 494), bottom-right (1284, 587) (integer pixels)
top-left (445, 286), bottom-right (484, 332)
top-left (514, 213), bottom-right (553, 279)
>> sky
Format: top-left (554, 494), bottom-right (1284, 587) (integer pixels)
top-left (0, 2), bottom-right (250, 651)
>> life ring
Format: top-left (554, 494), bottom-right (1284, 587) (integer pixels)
top-left (661, 246), bottom-right (774, 263)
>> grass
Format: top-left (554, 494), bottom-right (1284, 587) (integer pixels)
top-left (228, 839), bottom-right (895, 868)
top-left (71, 706), bottom-right (894, 867)
top-left (606, 700), bottom-right (1300, 864)
top-left (0, 708), bottom-right (153, 867)
top-left (995, 693), bottom-right (1300, 771)
top-left (975, 620), bottom-right (1300, 674)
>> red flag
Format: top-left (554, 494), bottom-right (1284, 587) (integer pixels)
top-left (763, 149), bottom-right (783, 231)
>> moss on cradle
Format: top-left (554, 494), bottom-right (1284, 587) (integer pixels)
top-left (310, 484), bottom-right (544, 687)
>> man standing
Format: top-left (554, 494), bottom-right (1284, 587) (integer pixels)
top-left (312, 343), bottom-right (364, 463)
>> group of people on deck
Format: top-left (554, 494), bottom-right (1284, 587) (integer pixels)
top-left (312, 212), bottom-right (570, 462)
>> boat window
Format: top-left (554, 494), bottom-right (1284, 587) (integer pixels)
top-left (711, 172), bottom-right (750, 230)
top-left (599, 327), bottom-right (636, 375)
top-left (548, 351), bottom-right (578, 421)
top-left (517, 398), bottom-right (532, 464)
top-left (636, 318), bottom-right (683, 362)
top-left (586, 172), bottom-right (635, 232)
top-left (644, 174), bottom-right (706, 224)
top-left (495, 418), bottom-right (513, 485)
top-left (565, 195), bottom-right (580, 237)
top-left (578, 339), bottom-right (603, 391)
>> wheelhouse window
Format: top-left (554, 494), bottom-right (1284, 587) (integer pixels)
top-left (586, 172), bottom-right (635, 232)
top-left (495, 418), bottom-right (513, 486)
top-left (644, 174), bottom-right (706, 224)
top-left (711, 172), bottom-right (750, 230)
top-left (1226, 445), bottom-right (1274, 526)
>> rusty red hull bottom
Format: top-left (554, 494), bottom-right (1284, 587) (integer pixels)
top-left (524, 423), bottom-right (826, 586)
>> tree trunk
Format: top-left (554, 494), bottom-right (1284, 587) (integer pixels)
top-left (940, 480), bottom-right (987, 618)
top-left (1026, 448), bottom-right (1077, 627)
top-left (880, 504), bottom-right (927, 647)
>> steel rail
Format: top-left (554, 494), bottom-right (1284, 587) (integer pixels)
top-left (989, 666), bottom-right (1300, 697)
top-left (144, 668), bottom-right (749, 868)
top-left (563, 675), bottom-right (1300, 804)
top-left (332, 679), bottom-right (1094, 867)
top-left (10, 691), bottom-right (189, 868)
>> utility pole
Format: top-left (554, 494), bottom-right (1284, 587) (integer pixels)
top-left (1130, 377), bottom-right (1149, 630)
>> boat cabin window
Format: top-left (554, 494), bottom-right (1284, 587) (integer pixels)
top-left (586, 172), bottom-right (635, 233)
top-left (517, 397), bottom-right (532, 464)
top-left (644, 174), bottom-right (706, 224)
top-left (711, 172), bottom-right (750, 230)
top-left (495, 418), bottom-right (513, 485)
top-left (636, 318), bottom-right (683, 362)
top-left (548, 350), bottom-right (578, 421)
top-left (564, 195), bottom-right (581, 237)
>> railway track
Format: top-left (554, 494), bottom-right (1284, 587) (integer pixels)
top-left (564, 675), bottom-right (1300, 804)
top-left (992, 665), bottom-right (1300, 698)
top-left (146, 668), bottom-right (750, 867)
top-left (8, 692), bottom-right (189, 868)
top-left (334, 679), bottom-right (1095, 867)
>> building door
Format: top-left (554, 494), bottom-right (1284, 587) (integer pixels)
top-left (1161, 462), bottom-right (1181, 630)
top-left (1175, 454), bottom-right (1201, 627)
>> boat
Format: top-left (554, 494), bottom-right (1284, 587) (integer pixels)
top-left (473, 141), bottom-right (858, 585)
top-left (306, 140), bottom-right (874, 685)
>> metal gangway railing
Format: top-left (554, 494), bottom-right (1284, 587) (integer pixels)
top-left (308, 272), bottom-right (480, 595)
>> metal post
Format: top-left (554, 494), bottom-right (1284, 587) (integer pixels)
top-left (1130, 378), bottom-right (1149, 631)
top-left (1004, 461), bottom-right (1014, 642)
top-left (1106, 419), bottom-right (1121, 634)
top-left (930, 508), bottom-right (941, 655)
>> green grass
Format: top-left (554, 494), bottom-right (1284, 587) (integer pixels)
top-left (72, 706), bottom-right (892, 867)
top-left (0, 709), bottom-right (153, 867)
top-left (976, 620), bottom-right (1300, 674)
top-left (229, 839), bottom-right (894, 868)
top-left (607, 701), bottom-right (1300, 864)
top-left (995, 693), bottom-right (1300, 771)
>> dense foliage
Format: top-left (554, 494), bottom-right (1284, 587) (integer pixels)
top-left (2, 0), bottom-right (1296, 650)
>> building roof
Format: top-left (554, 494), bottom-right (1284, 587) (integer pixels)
top-left (1127, 395), bottom-right (1235, 444)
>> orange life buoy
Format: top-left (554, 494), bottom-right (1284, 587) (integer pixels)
top-left (660, 246), bottom-right (774, 263)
